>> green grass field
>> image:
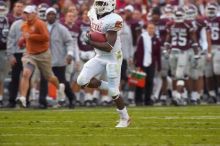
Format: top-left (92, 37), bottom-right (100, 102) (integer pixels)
top-left (0, 105), bottom-right (220, 146)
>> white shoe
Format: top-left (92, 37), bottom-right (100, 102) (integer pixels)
top-left (17, 96), bottom-right (26, 108)
top-left (115, 117), bottom-right (131, 128)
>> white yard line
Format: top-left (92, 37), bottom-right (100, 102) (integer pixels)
top-left (0, 126), bottom-right (219, 130)
top-left (0, 133), bottom-right (219, 137)
top-left (141, 116), bottom-right (220, 120)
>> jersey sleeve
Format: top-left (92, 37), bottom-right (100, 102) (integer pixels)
top-left (105, 14), bottom-right (123, 32)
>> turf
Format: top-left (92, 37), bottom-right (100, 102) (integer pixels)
top-left (0, 105), bottom-right (220, 146)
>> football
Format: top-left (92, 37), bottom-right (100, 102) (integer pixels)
top-left (89, 31), bottom-right (107, 42)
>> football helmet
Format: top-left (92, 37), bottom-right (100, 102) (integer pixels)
top-left (174, 7), bottom-right (185, 23)
top-left (164, 4), bottom-right (173, 14)
top-left (0, 1), bottom-right (8, 17)
top-left (37, 3), bottom-right (49, 20)
top-left (93, 0), bottom-right (116, 15)
top-left (185, 5), bottom-right (198, 20)
top-left (206, 3), bottom-right (218, 18)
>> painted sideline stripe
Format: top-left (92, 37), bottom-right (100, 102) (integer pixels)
top-left (0, 127), bottom-right (219, 130)
top-left (141, 116), bottom-right (220, 119)
top-left (0, 134), bottom-right (218, 137)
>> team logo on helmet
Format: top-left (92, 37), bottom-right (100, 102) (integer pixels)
top-left (37, 3), bottom-right (49, 20)
top-left (93, 0), bottom-right (116, 15)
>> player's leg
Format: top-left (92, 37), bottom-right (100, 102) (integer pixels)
top-left (160, 49), bottom-right (170, 104)
top-left (0, 50), bottom-right (10, 107)
top-left (175, 50), bottom-right (190, 105)
top-left (189, 52), bottom-right (204, 104)
top-left (77, 57), bottom-right (105, 89)
top-left (169, 49), bottom-right (180, 105)
top-left (106, 61), bottom-right (130, 127)
top-left (213, 48), bottom-right (220, 103)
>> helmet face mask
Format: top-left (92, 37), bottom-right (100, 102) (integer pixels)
top-left (185, 5), bottom-right (198, 21)
top-left (206, 4), bottom-right (218, 18)
top-left (93, 0), bottom-right (116, 16)
top-left (174, 8), bottom-right (185, 23)
top-left (37, 3), bottom-right (49, 20)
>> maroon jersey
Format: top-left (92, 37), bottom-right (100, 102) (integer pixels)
top-left (154, 18), bottom-right (170, 45)
top-left (77, 20), bottom-right (94, 51)
top-left (166, 21), bottom-right (193, 51)
top-left (208, 16), bottom-right (220, 45)
top-left (7, 13), bottom-right (22, 27)
top-left (62, 22), bottom-right (80, 40)
top-left (0, 16), bottom-right (9, 50)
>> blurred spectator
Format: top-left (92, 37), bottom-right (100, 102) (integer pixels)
top-left (44, 7), bottom-right (76, 108)
top-left (124, 5), bottom-right (142, 46)
top-left (31, 0), bottom-right (52, 6)
top-left (6, 8), bottom-right (27, 108)
top-left (118, 9), bottom-right (135, 104)
top-left (7, 0), bottom-right (24, 26)
top-left (134, 22), bottom-right (161, 105)
top-left (0, 1), bottom-right (10, 107)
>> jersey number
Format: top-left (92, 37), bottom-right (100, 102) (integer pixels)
top-left (211, 27), bottom-right (219, 41)
top-left (171, 32), bottom-right (187, 46)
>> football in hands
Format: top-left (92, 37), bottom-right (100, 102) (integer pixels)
top-left (89, 31), bottom-right (107, 42)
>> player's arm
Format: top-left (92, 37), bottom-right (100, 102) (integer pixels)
top-left (164, 31), bottom-right (171, 51)
top-left (164, 22), bottom-right (171, 51)
top-left (190, 30), bottom-right (199, 55)
top-left (88, 30), bottom-right (117, 52)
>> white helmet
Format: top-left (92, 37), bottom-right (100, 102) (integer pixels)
top-left (0, 1), bottom-right (8, 17)
top-left (185, 4), bottom-right (198, 20)
top-left (37, 3), bottom-right (49, 20)
top-left (93, 0), bottom-right (116, 15)
top-left (206, 3), bottom-right (218, 18)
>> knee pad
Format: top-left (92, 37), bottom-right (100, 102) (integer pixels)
top-left (108, 87), bottom-right (120, 97)
top-left (77, 74), bottom-right (89, 87)
top-left (177, 80), bottom-right (185, 86)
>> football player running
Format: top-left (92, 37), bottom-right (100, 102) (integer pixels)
top-left (77, 0), bottom-right (131, 127)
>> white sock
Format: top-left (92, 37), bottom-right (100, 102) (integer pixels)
top-left (128, 91), bottom-right (134, 100)
top-left (191, 92), bottom-right (197, 101)
top-left (209, 90), bottom-right (216, 97)
top-left (75, 92), bottom-right (80, 101)
top-left (92, 90), bottom-right (100, 98)
top-left (160, 95), bottom-right (167, 100)
top-left (117, 107), bottom-right (129, 120)
top-left (0, 95), bottom-right (3, 101)
top-left (99, 80), bottom-right (108, 90)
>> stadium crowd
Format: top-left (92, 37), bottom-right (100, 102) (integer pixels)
top-left (0, 0), bottom-right (220, 109)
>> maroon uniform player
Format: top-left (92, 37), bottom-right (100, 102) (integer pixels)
top-left (205, 3), bottom-right (220, 103)
top-left (165, 7), bottom-right (199, 105)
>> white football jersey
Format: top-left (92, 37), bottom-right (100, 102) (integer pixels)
top-left (90, 13), bottom-right (123, 55)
